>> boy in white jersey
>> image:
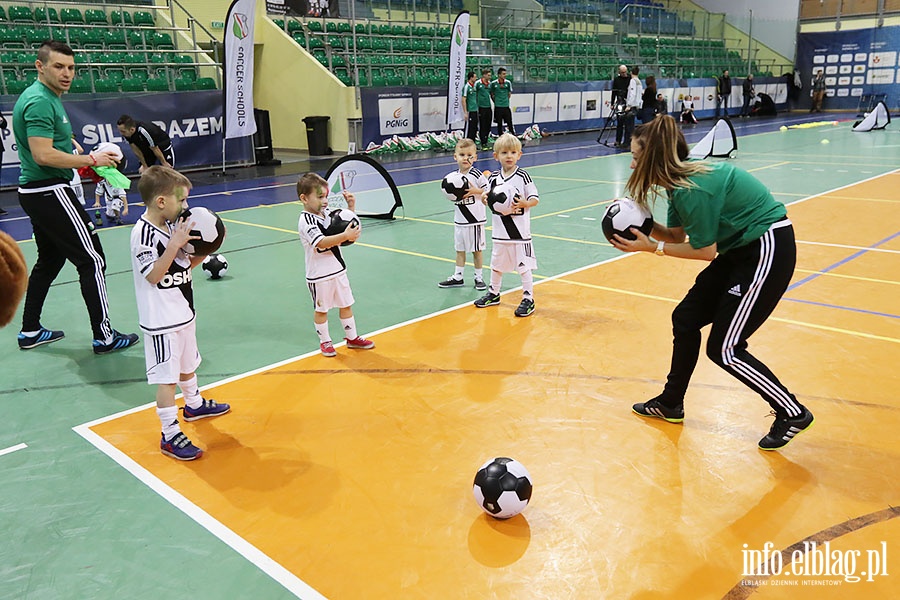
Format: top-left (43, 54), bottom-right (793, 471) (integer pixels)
top-left (131, 166), bottom-right (230, 461)
top-left (438, 138), bottom-right (490, 290)
top-left (474, 133), bottom-right (539, 317)
top-left (93, 179), bottom-right (128, 225)
top-left (297, 172), bottom-right (375, 357)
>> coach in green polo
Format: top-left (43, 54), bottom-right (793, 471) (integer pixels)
top-left (474, 68), bottom-right (493, 148)
top-left (490, 67), bottom-right (515, 136)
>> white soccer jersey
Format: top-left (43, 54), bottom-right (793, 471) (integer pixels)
top-left (298, 210), bottom-right (347, 283)
top-left (487, 167), bottom-right (539, 243)
top-left (131, 216), bottom-right (196, 334)
top-left (97, 180), bottom-right (126, 211)
top-left (453, 167), bottom-right (489, 226)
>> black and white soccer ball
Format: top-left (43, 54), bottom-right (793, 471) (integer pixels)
top-left (486, 182), bottom-right (519, 216)
top-left (178, 206), bottom-right (226, 255)
top-left (324, 208), bottom-right (361, 246)
top-left (201, 253), bottom-right (228, 279)
top-left (601, 197), bottom-right (653, 243)
top-left (441, 171), bottom-right (470, 203)
top-left (472, 457), bottom-right (533, 519)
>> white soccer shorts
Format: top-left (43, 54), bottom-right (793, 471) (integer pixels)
top-left (308, 272), bottom-right (355, 313)
top-left (490, 241), bottom-right (537, 274)
top-left (144, 321), bottom-right (202, 385)
top-left (454, 224), bottom-right (486, 253)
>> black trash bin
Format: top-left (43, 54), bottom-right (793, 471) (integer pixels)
top-left (302, 116), bottom-right (332, 156)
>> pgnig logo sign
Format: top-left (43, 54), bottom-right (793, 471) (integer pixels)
top-left (378, 98), bottom-right (413, 135)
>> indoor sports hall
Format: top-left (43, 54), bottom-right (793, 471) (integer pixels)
top-left (1, 2), bottom-right (899, 600)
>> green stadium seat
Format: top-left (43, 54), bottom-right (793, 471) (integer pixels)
top-left (151, 33), bottom-right (174, 50)
top-left (146, 77), bottom-right (169, 91)
top-left (34, 7), bottom-right (59, 23)
top-left (0, 7), bottom-right (6, 22)
top-left (69, 78), bottom-right (92, 93)
top-left (8, 6), bottom-right (33, 23)
top-left (127, 30), bottom-right (149, 48)
top-left (109, 10), bottom-right (133, 26)
top-left (133, 11), bottom-right (155, 26)
top-left (307, 21), bottom-right (323, 32)
top-left (325, 21), bottom-right (337, 33)
top-left (292, 32), bottom-right (305, 45)
top-left (0, 28), bottom-right (24, 48)
top-left (174, 77), bottom-right (194, 91)
top-left (337, 22), bottom-right (351, 34)
top-left (84, 9), bottom-right (108, 26)
top-left (104, 28), bottom-right (127, 48)
top-left (93, 78), bottom-right (119, 93)
top-left (60, 8), bottom-right (83, 24)
top-left (194, 77), bottom-right (216, 90)
top-left (6, 79), bottom-right (31, 94)
top-left (120, 77), bottom-right (145, 92)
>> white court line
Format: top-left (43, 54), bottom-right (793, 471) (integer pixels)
top-left (0, 443), bottom-right (27, 457)
top-left (73, 168), bottom-right (899, 600)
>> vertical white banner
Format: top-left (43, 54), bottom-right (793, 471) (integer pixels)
top-left (446, 11), bottom-right (470, 125)
top-left (224, 0), bottom-right (257, 139)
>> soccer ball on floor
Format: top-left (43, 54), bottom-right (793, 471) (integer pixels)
top-left (178, 206), bottom-right (226, 255)
top-left (441, 171), bottom-right (470, 202)
top-left (324, 208), bottom-right (361, 246)
top-left (473, 457), bottom-right (533, 519)
top-left (601, 197), bottom-right (653, 243)
top-left (486, 182), bottom-right (519, 216)
top-left (201, 254), bottom-right (228, 279)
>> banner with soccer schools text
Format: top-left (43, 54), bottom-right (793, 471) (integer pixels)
top-left (224, 0), bottom-right (257, 139)
top-left (0, 92), bottom-right (253, 187)
top-left (446, 11), bottom-right (470, 126)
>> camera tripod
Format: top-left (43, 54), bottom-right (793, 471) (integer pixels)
top-left (596, 100), bottom-right (626, 147)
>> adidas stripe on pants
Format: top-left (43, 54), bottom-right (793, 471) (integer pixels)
top-left (19, 178), bottom-right (114, 341)
top-left (659, 220), bottom-right (803, 417)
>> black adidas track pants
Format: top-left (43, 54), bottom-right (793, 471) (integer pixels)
top-left (658, 219), bottom-right (804, 417)
top-left (18, 178), bottom-right (114, 341)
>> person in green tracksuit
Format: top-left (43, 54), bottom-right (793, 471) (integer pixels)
top-left (474, 68), bottom-right (493, 148)
top-left (461, 71), bottom-right (478, 143)
top-left (490, 67), bottom-right (515, 136)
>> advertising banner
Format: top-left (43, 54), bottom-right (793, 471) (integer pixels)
top-left (446, 11), bottom-right (470, 125)
top-left (224, 0), bottom-right (257, 139)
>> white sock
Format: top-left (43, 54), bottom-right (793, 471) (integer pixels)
top-left (521, 270), bottom-right (534, 298)
top-left (20, 330), bottom-right (40, 337)
top-left (454, 266), bottom-right (464, 279)
top-left (341, 317), bottom-right (357, 340)
top-left (157, 406), bottom-right (180, 441)
top-left (315, 322), bottom-right (331, 343)
top-left (178, 375), bottom-right (203, 409)
top-left (475, 268), bottom-right (484, 282)
top-left (490, 271), bottom-right (502, 295)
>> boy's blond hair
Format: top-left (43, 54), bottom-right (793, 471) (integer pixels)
top-left (138, 165), bottom-right (191, 205)
top-left (297, 172), bottom-right (328, 199)
top-left (454, 138), bottom-right (476, 153)
top-left (493, 133), bottom-right (521, 154)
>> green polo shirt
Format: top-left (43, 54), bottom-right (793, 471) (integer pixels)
top-left (13, 80), bottom-right (75, 184)
top-left (462, 82), bottom-right (477, 113)
top-left (474, 79), bottom-right (492, 109)
top-left (667, 162), bottom-right (786, 254)
top-left (489, 78), bottom-right (512, 108)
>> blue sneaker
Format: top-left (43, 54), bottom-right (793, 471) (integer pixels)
top-left (183, 398), bottom-right (231, 422)
top-left (160, 432), bottom-right (203, 461)
top-left (18, 327), bottom-right (65, 350)
top-left (92, 330), bottom-right (139, 355)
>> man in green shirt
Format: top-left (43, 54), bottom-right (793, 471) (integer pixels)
top-left (461, 71), bottom-right (479, 143)
top-left (13, 40), bottom-right (138, 354)
top-left (474, 68), bottom-right (493, 148)
top-left (490, 67), bottom-right (515, 136)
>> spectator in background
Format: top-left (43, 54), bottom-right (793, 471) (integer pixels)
top-left (680, 98), bottom-right (698, 124)
top-left (621, 66), bottom-right (643, 148)
top-left (715, 69), bottom-right (732, 118)
top-left (490, 67), bottom-right (515, 136)
top-left (612, 64), bottom-right (630, 147)
top-left (656, 93), bottom-right (667, 116)
top-left (811, 70), bottom-right (826, 113)
top-left (741, 73), bottom-right (755, 117)
top-left (462, 71), bottom-right (479, 143)
top-left (641, 75), bottom-right (657, 123)
top-left (475, 68), bottom-right (493, 149)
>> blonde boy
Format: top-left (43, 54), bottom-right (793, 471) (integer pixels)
top-left (438, 138), bottom-right (490, 290)
top-left (131, 166), bottom-right (230, 461)
top-left (474, 133), bottom-right (539, 317)
top-left (297, 172), bottom-right (375, 357)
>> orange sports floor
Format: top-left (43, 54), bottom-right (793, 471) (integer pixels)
top-left (87, 179), bottom-right (900, 599)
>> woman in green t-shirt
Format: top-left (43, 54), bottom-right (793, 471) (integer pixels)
top-left (610, 115), bottom-right (814, 451)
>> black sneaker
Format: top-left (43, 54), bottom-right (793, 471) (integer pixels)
top-left (758, 407), bottom-right (814, 451)
top-left (438, 276), bottom-right (465, 288)
top-left (632, 398), bottom-right (685, 423)
top-left (474, 279), bottom-right (487, 291)
top-left (93, 330), bottom-right (140, 355)
top-left (18, 327), bottom-right (65, 350)
top-left (473, 292), bottom-right (501, 308)
top-left (514, 297), bottom-right (535, 317)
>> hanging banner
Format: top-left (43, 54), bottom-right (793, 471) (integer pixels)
top-left (224, 0), bottom-right (257, 139)
top-left (446, 11), bottom-right (470, 125)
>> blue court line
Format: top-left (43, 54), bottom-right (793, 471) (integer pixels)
top-left (782, 297), bottom-right (900, 319)
top-left (788, 230), bottom-right (900, 291)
